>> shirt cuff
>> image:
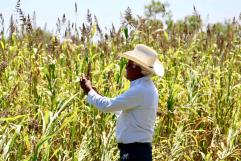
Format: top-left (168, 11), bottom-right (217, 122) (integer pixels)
top-left (87, 89), bottom-right (98, 104)
top-left (87, 89), bottom-right (97, 97)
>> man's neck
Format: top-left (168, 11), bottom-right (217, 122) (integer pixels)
top-left (130, 74), bottom-right (146, 82)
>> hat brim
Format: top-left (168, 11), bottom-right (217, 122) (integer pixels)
top-left (119, 51), bottom-right (164, 77)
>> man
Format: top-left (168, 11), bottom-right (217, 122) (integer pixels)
top-left (80, 44), bottom-right (164, 161)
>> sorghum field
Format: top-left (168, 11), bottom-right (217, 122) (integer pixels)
top-left (0, 1), bottom-right (240, 160)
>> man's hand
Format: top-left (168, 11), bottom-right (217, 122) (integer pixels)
top-left (80, 74), bottom-right (92, 94)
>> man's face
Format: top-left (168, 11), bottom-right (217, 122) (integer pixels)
top-left (125, 60), bottom-right (141, 81)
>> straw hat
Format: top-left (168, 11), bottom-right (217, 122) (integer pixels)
top-left (119, 44), bottom-right (164, 77)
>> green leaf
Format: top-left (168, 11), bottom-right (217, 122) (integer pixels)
top-left (0, 40), bottom-right (5, 50)
top-left (0, 115), bottom-right (27, 122)
top-left (124, 27), bottom-right (128, 39)
top-left (164, 31), bottom-right (169, 41)
top-left (31, 135), bottom-right (54, 161)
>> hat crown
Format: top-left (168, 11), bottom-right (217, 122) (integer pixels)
top-left (134, 44), bottom-right (157, 67)
top-left (120, 44), bottom-right (164, 77)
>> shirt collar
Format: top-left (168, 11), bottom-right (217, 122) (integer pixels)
top-left (130, 75), bottom-right (151, 87)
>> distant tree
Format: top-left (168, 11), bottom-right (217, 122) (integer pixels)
top-left (144, 0), bottom-right (170, 19)
top-left (144, 0), bottom-right (173, 30)
top-left (172, 6), bottom-right (202, 35)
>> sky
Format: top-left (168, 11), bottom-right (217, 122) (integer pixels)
top-left (0, 0), bottom-right (240, 33)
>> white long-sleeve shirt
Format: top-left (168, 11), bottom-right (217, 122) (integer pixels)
top-left (87, 76), bottom-right (158, 143)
